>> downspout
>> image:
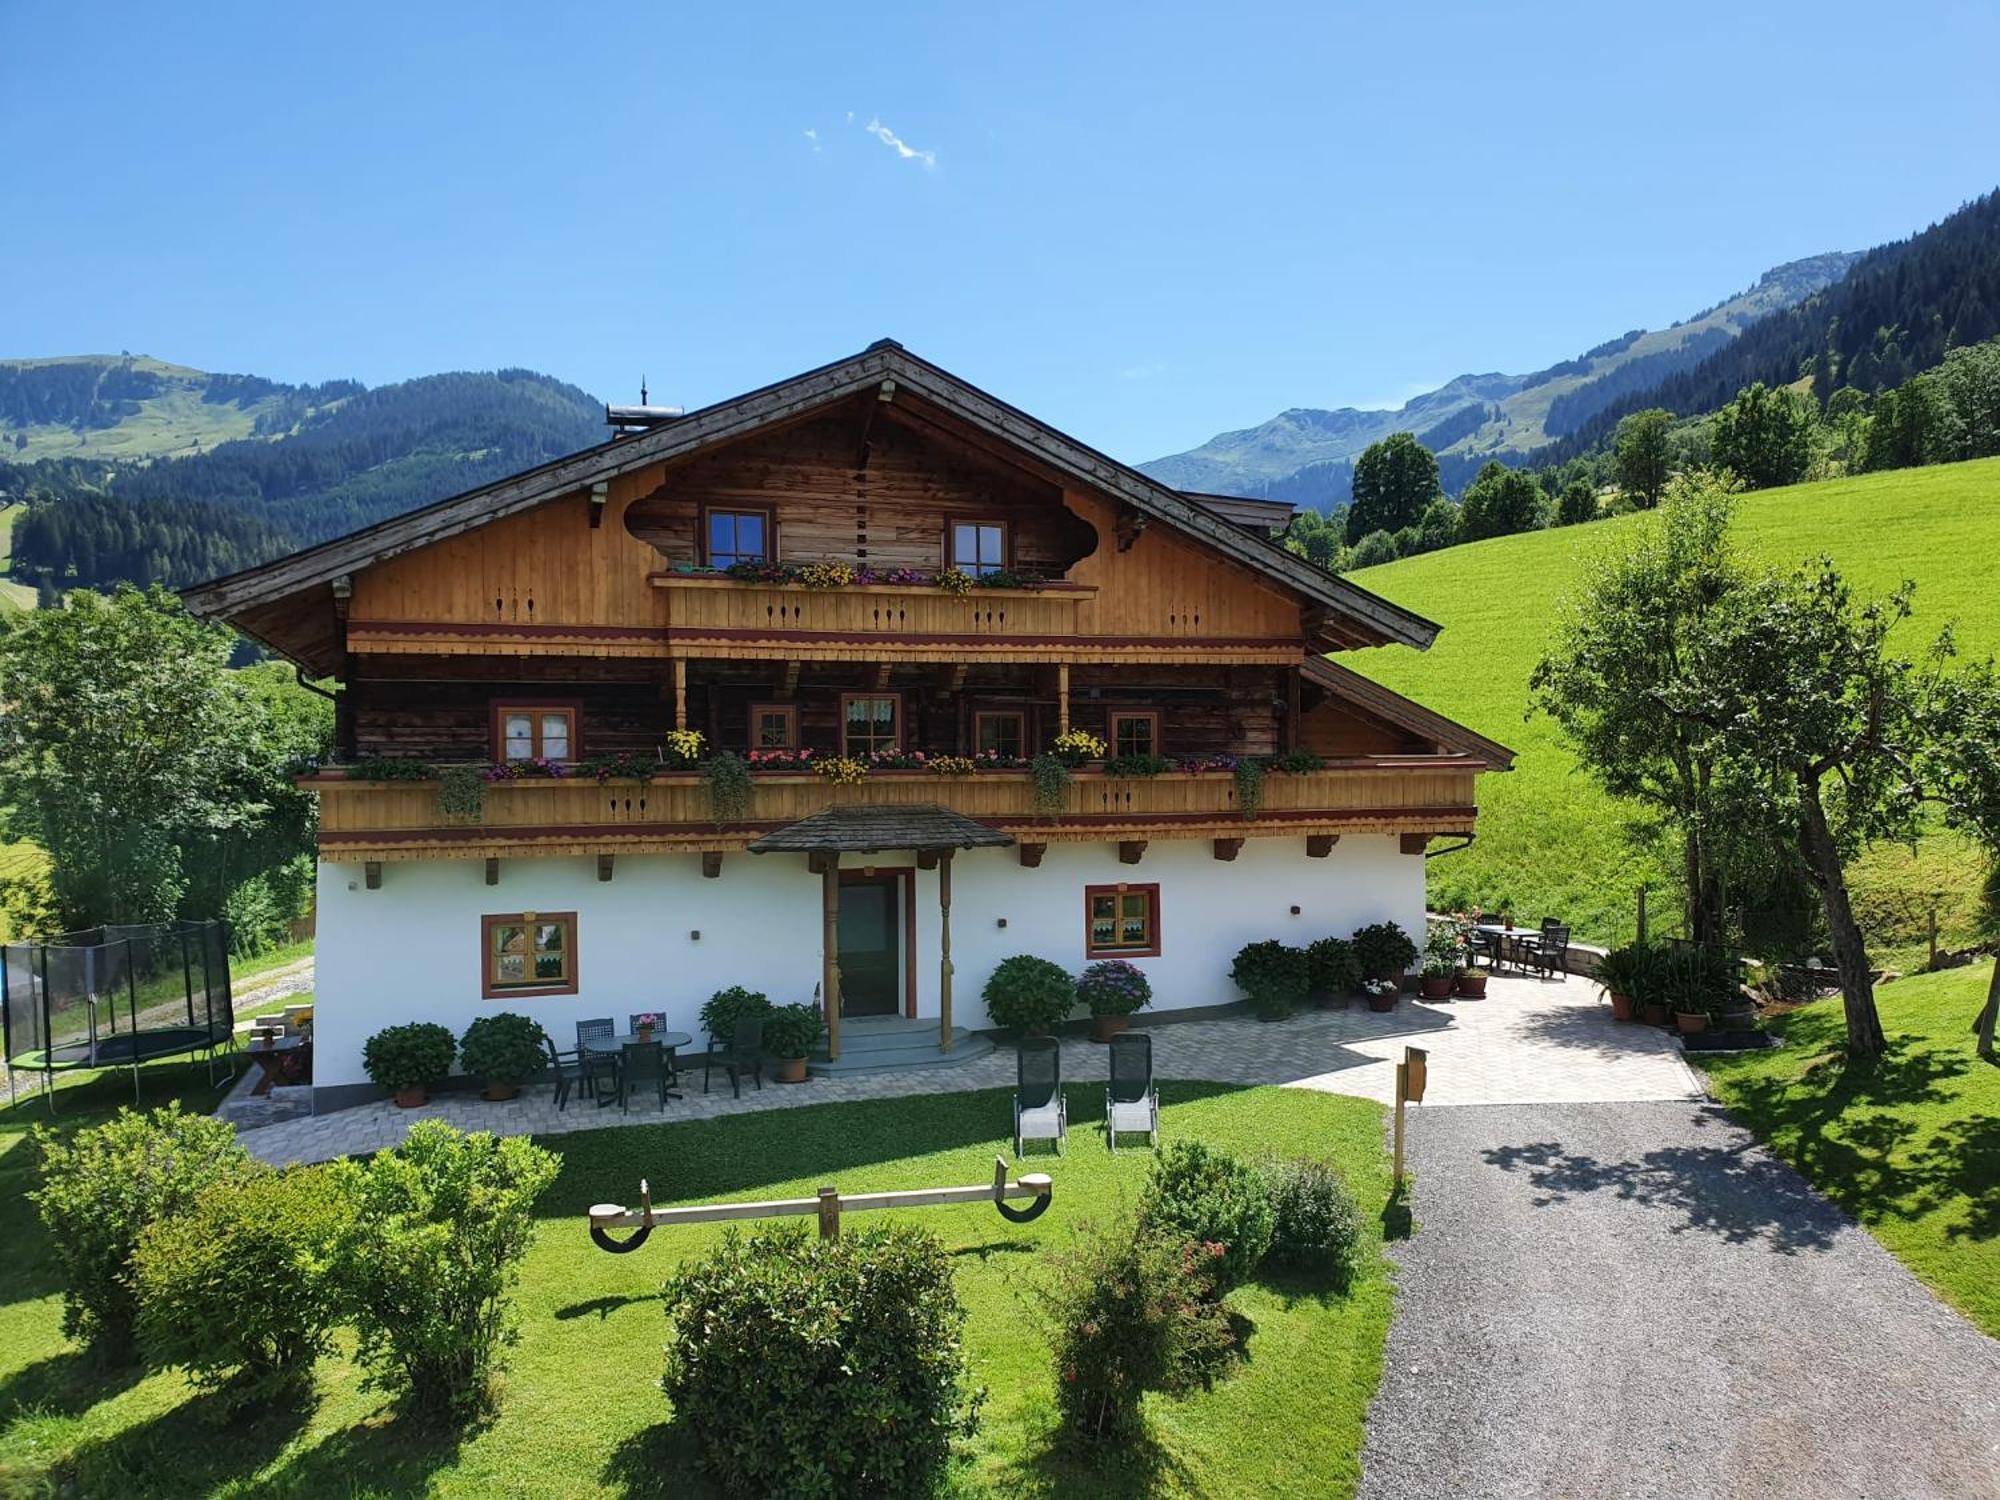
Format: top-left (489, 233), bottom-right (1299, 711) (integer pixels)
top-left (293, 667), bottom-right (337, 703)
top-left (1424, 834), bottom-right (1475, 861)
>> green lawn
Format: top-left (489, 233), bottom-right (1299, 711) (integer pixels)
top-left (1344, 456), bottom-right (2000, 952)
top-left (1694, 965), bottom-right (2000, 1336)
top-left (0, 1073), bottom-right (1395, 1498)
top-left (231, 940), bottom-right (315, 988)
top-left (0, 505), bottom-right (34, 612)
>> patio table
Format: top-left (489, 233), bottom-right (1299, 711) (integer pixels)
top-left (1471, 924), bottom-right (1532, 972)
top-left (582, 1031), bottom-right (693, 1106)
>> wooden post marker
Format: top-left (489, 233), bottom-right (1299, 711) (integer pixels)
top-left (1393, 1044), bottom-right (1428, 1186)
top-left (817, 1185), bottom-right (841, 1241)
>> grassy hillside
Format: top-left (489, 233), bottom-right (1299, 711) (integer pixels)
top-left (0, 505), bottom-right (32, 611)
top-left (1342, 456), bottom-right (2000, 951)
top-left (0, 355), bottom-right (292, 463)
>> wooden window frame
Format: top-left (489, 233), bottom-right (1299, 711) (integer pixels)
top-left (839, 691), bottom-right (904, 756)
top-left (972, 709), bottom-right (1026, 759)
top-left (481, 911), bottom-right (579, 999)
top-left (701, 504), bottom-right (777, 568)
top-left (947, 517), bottom-right (1011, 577)
top-left (748, 701), bottom-right (799, 750)
top-left (1085, 883), bottom-right (1161, 959)
top-left (490, 700), bottom-right (583, 762)
top-left (1108, 709), bottom-right (1162, 759)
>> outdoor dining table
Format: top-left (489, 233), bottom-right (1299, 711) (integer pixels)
top-left (1471, 924), bottom-right (1533, 971)
top-left (581, 1031), bottom-right (693, 1106)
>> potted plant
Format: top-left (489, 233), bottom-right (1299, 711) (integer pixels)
top-left (362, 1021), bottom-right (455, 1108)
top-left (1418, 922), bottom-right (1461, 1000)
top-left (699, 985), bottom-right (772, 1042)
top-left (1076, 959), bottom-right (1152, 1041)
top-left (1631, 953), bottom-right (1673, 1027)
top-left (1361, 977), bottom-right (1400, 1012)
top-left (1229, 940), bottom-right (1311, 1021)
top-left (1306, 937), bottom-right (1360, 1008)
top-left (632, 1012), bottom-right (660, 1044)
top-left (458, 1012), bottom-right (548, 1101)
top-left (983, 954), bottom-right (1075, 1036)
top-left (1455, 964), bottom-right (1488, 999)
top-left (761, 1002), bottom-right (824, 1083)
top-left (1351, 921), bottom-right (1418, 987)
top-left (1596, 942), bottom-right (1654, 1022)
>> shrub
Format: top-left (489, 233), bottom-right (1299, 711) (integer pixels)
top-left (1351, 921), bottom-right (1418, 980)
top-left (1229, 939), bottom-right (1310, 1019)
top-left (1038, 1218), bottom-right (1233, 1446)
top-left (331, 1120), bottom-right (559, 1422)
top-left (1261, 1157), bottom-right (1365, 1289)
top-left (699, 985), bottom-right (772, 1040)
top-left (1075, 959), bottom-right (1152, 1018)
top-left (1137, 1140), bottom-right (1275, 1293)
top-left (361, 1021), bottom-right (456, 1094)
top-left (458, 1012), bottom-right (547, 1088)
top-left (30, 1105), bottom-right (255, 1356)
top-left (133, 1165), bottom-right (355, 1408)
top-left (760, 1001), bottom-right (823, 1060)
top-left (663, 1224), bottom-right (981, 1496)
top-left (1306, 936), bottom-right (1360, 997)
top-left (982, 954), bottom-right (1075, 1032)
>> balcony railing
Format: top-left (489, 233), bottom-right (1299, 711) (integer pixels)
top-left (652, 572), bottom-right (1090, 646)
top-left (308, 760), bottom-right (1482, 860)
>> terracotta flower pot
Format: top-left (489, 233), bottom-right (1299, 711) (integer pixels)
top-left (1419, 976), bottom-right (1454, 1000)
top-left (1092, 1013), bottom-right (1130, 1042)
top-left (775, 1056), bottom-right (808, 1084)
top-left (1607, 990), bottom-right (1635, 1022)
top-left (482, 1083), bottom-right (520, 1102)
top-left (1640, 1002), bottom-right (1672, 1027)
top-left (1674, 1011), bottom-right (1710, 1035)
top-left (636, 1027), bottom-right (655, 1044)
top-left (1455, 971), bottom-right (1488, 999)
top-left (392, 1085), bottom-right (427, 1109)
top-left (1367, 991), bottom-right (1397, 1013)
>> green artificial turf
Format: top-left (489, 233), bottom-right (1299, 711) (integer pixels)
top-left (1695, 965), bottom-right (2000, 1336)
top-left (1344, 456), bottom-right (2000, 953)
top-left (0, 1072), bottom-right (1395, 1498)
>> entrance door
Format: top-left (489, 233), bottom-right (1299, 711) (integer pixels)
top-left (837, 873), bottom-right (903, 1017)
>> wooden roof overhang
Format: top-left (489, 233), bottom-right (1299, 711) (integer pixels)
top-left (1302, 656), bottom-right (1517, 770)
top-left (747, 804), bottom-right (1015, 855)
top-left (181, 341), bottom-right (1438, 666)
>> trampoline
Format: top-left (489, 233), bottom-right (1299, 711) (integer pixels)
top-left (3, 921), bottom-right (236, 1109)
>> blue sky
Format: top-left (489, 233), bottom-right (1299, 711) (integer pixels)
top-left (4, 2), bottom-right (1998, 462)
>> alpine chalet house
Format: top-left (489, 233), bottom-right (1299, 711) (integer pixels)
top-left (184, 343), bottom-right (1512, 1108)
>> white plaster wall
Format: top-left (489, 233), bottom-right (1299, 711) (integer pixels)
top-left (313, 835), bottom-right (1423, 1089)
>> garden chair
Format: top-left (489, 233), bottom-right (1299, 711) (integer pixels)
top-left (576, 1017), bottom-right (617, 1104)
top-left (1103, 1032), bottom-right (1159, 1152)
top-left (1466, 927), bottom-right (1501, 970)
top-left (1013, 1036), bottom-right (1067, 1156)
top-left (618, 1039), bottom-right (671, 1113)
top-left (700, 1016), bottom-right (765, 1097)
top-left (541, 1033), bottom-right (587, 1112)
top-left (1523, 925), bottom-right (1571, 978)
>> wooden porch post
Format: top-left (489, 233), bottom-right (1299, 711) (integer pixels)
top-left (938, 849), bottom-right (955, 1052)
top-left (816, 853), bottom-right (842, 1061)
top-left (672, 658), bottom-right (689, 732)
top-left (1057, 664), bottom-right (1070, 736)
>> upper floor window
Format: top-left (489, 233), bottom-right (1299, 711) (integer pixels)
top-left (495, 704), bottom-right (578, 761)
top-left (950, 521), bottom-right (1007, 577)
top-left (842, 694), bottom-right (902, 755)
top-left (1109, 710), bottom-right (1160, 759)
top-left (750, 702), bottom-right (798, 750)
top-left (974, 710), bottom-right (1025, 760)
top-left (707, 508), bottom-right (772, 568)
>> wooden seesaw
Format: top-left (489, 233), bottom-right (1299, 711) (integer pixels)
top-left (588, 1156), bottom-right (1055, 1253)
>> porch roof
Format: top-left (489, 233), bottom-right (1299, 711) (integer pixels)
top-left (747, 803), bottom-right (1014, 855)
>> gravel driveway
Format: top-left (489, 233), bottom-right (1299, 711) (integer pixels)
top-left (1360, 1101), bottom-right (2000, 1500)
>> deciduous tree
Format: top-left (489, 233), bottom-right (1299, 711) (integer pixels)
top-left (1457, 461), bottom-right (1543, 543)
top-left (1711, 382), bottom-right (1818, 489)
top-left (1612, 408), bottom-right (1673, 509)
top-left (1346, 433), bottom-right (1438, 543)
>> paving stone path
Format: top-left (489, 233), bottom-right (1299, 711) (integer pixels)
top-left (239, 971), bottom-right (1699, 1164)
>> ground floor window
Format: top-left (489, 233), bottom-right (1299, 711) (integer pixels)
top-left (482, 911), bottom-right (578, 997)
top-left (1085, 883), bottom-right (1160, 958)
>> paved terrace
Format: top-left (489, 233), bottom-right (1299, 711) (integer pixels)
top-left (239, 972), bottom-right (1701, 1165)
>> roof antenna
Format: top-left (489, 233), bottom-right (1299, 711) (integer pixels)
top-left (640, 374), bottom-right (649, 406)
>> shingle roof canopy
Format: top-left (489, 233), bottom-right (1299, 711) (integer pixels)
top-left (748, 804), bottom-right (1015, 855)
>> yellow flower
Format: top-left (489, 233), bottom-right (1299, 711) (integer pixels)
top-left (935, 568), bottom-right (973, 596)
top-left (929, 755), bottom-right (976, 777)
top-left (813, 756), bottom-right (869, 786)
top-left (798, 563), bottom-right (855, 591)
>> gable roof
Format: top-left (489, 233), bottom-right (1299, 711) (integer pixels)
top-left (1302, 656), bottom-right (1516, 770)
top-left (181, 340), bottom-right (1437, 651)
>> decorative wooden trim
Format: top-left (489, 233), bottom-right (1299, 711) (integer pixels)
top-left (1017, 841), bottom-right (1046, 868)
top-left (699, 503), bottom-right (777, 567)
top-left (484, 857), bottom-right (499, 885)
top-left (480, 910), bottom-right (579, 999)
top-left (748, 701), bottom-right (800, 750)
top-left (489, 700), bottom-right (583, 762)
top-left (1085, 882), bottom-right (1161, 959)
top-left (1117, 839), bottom-right (1148, 866)
top-left (701, 851), bottom-right (724, 879)
top-left (1307, 834), bottom-right (1340, 858)
top-left (1212, 838), bottom-right (1243, 861)
top-left (838, 691), bottom-right (904, 756)
top-left (1107, 708), bottom-right (1163, 759)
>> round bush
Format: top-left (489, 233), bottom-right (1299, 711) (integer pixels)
top-left (760, 1001), bottom-right (824, 1060)
top-left (1075, 959), bottom-right (1152, 1018)
top-left (30, 1104), bottom-right (255, 1357)
top-left (699, 985), bottom-right (772, 1040)
top-left (983, 954), bottom-right (1075, 1032)
top-left (458, 1012), bottom-right (547, 1088)
top-left (1306, 937), bottom-right (1361, 996)
top-left (1260, 1156), bottom-right (1365, 1290)
top-left (663, 1224), bottom-right (981, 1496)
top-left (134, 1165), bottom-right (355, 1407)
top-left (362, 1021), bottom-right (456, 1093)
top-left (1137, 1140), bottom-right (1275, 1292)
top-left (1229, 940), bottom-right (1311, 1019)
top-left (1351, 921), bottom-right (1418, 981)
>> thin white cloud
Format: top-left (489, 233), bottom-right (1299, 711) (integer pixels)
top-left (864, 117), bottom-right (936, 168)
top-left (802, 127), bottom-right (820, 152)
top-left (1118, 362), bottom-right (1165, 381)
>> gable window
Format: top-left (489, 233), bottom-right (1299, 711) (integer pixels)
top-left (706, 508), bottom-right (772, 568)
top-left (1086, 884), bottom-right (1160, 959)
top-left (1109, 710), bottom-right (1160, 759)
top-left (950, 521), bottom-right (1007, 578)
top-left (974, 710), bottom-right (1025, 759)
top-left (841, 694), bottom-right (902, 756)
top-left (750, 702), bottom-right (798, 750)
top-left (482, 911), bottom-right (578, 998)
top-left (493, 704), bottom-right (579, 762)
